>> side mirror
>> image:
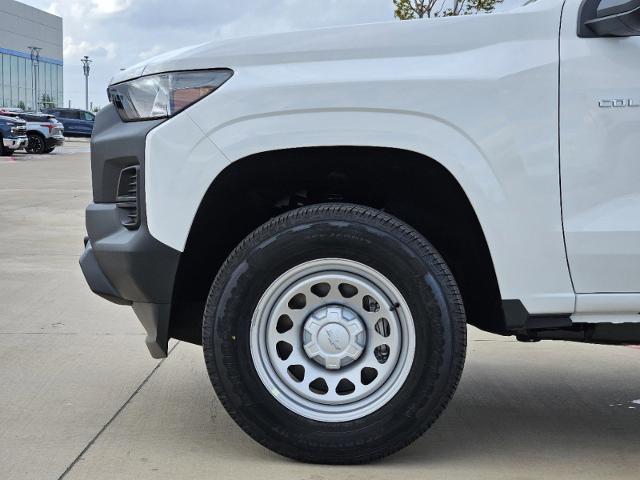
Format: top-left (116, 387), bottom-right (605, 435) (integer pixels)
top-left (579, 0), bottom-right (640, 37)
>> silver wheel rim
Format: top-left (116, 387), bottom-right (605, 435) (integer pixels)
top-left (250, 258), bottom-right (415, 422)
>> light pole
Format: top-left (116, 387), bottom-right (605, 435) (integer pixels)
top-left (28, 46), bottom-right (41, 111)
top-left (81, 56), bottom-right (92, 111)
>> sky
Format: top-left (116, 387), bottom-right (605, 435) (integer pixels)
top-left (16, 0), bottom-right (396, 110)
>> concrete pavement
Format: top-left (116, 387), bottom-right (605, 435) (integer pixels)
top-left (1, 146), bottom-right (639, 479)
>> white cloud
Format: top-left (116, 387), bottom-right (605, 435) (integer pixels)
top-left (63, 37), bottom-right (117, 61)
top-left (45, 0), bottom-right (132, 18)
top-left (90, 0), bottom-right (133, 15)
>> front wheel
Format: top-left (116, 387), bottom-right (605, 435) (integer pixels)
top-left (26, 134), bottom-right (45, 154)
top-left (203, 204), bottom-right (466, 464)
top-left (0, 136), bottom-right (10, 157)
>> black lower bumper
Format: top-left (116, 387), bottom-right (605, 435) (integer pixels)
top-left (79, 203), bottom-right (181, 358)
top-left (46, 137), bottom-right (65, 148)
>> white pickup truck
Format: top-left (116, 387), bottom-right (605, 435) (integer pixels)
top-left (80, 0), bottom-right (640, 464)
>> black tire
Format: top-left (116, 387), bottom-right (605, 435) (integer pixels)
top-left (0, 136), bottom-right (9, 156)
top-left (26, 133), bottom-right (45, 154)
top-left (203, 203), bottom-right (467, 464)
top-left (43, 147), bottom-right (55, 154)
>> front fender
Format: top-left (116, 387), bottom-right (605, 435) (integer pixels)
top-left (145, 107), bottom-right (573, 315)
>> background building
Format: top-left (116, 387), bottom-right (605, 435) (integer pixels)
top-left (0, 0), bottom-right (63, 110)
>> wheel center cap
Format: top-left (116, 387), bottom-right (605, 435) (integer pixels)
top-left (317, 323), bottom-right (350, 354)
top-left (303, 305), bottom-right (366, 370)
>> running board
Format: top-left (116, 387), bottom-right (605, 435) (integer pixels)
top-left (502, 299), bottom-right (640, 345)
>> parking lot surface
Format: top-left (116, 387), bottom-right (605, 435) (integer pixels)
top-left (1, 144), bottom-right (639, 479)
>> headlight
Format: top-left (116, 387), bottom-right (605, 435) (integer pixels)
top-left (108, 69), bottom-right (233, 122)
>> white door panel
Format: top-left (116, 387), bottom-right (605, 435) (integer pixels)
top-left (573, 293), bottom-right (640, 324)
top-left (560, 0), bottom-right (640, 293)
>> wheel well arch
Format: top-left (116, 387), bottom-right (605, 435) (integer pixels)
top-left (27, 130), bottom-right (45, 137)
top-left (169, 146), bottom-right (505, 344)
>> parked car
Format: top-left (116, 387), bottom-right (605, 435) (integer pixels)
top-left (0, 114), bottom-right (27, 156)
top-left (0, 110), bottom-right (65, 154)
top-left (80, 0), bottom-right (640, 465)
top-left (22, 113), bottom-right (65, 154)
top-left (42, 108), bottom-right (94, 137)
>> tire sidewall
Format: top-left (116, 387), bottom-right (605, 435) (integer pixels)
top-left (0, 136), bottom-right (10, 157)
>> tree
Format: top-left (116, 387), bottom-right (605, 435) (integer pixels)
top-left (393, 0), bottom-right (502, 19)
top-left (394, 0), bottom-right (439, 18)
top-left (40, 93), bottom-right (53, 108)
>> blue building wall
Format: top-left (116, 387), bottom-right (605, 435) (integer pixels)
top-left (0, 1), bottom-right (63, 109)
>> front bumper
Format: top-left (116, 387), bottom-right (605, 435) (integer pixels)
top-left (79, 104), bottom-right (179, 358)
top-left (79, 204), bottom-right (181, 358)
top-left (3, 136), bottom-right (28, 150)
top-left (47, 135), bottom-right (65, 148)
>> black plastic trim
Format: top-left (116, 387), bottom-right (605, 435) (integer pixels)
top-left (116, 165), bottom-right (140, 229)
top-left (79, 241), bottom-right (131, 306)
top-left (579, 0), bottom-right (603, 36)
top-left (598, 0), bottom-right (640, 16)
top-left (578, 0), bottom-right (640, 37)
top-left (80, 104), bottom-right (180, 358)
top-left (132, 302), bottom-right (172, 359)
top-left (45, 137), bottom-right (65, 148)
top-left (501, 299), bottom-right (573, 332)
top-left (91, 104), bottom-right (163, 203)
top-left (84, 203), bottom-right (180, 304)
top-left (80, 203), bottom-right (180, 359)
top-left (517, 323), bottom-right (640, 345)
top-left (502, 300), bottom-right (640, 345)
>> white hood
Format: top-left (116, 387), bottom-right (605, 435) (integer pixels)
top-left (110, 16), bottom-right (473, 85)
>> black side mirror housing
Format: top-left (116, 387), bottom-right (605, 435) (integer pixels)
top-left (579, 0), bottom-right (640, 37)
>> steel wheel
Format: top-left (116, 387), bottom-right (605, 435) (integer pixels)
top-left (250, 258), bottom-right (415, 422)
